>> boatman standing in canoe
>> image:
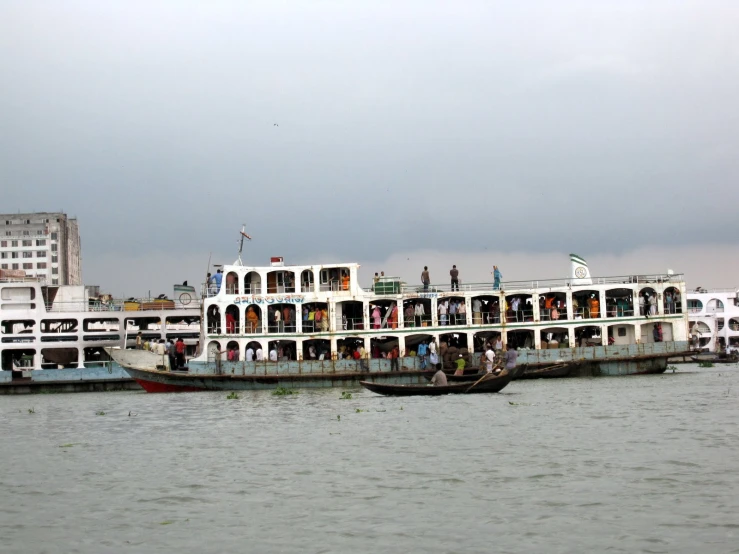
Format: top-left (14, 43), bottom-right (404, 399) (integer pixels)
top-left (503, 344), bottom-right (518, 376)
top-left (484, 345), bottom-right (496, 373)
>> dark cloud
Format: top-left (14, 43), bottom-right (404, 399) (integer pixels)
top-left (1, 1), bottom-right (738, 294)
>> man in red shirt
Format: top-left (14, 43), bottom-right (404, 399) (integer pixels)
top-left (175, 338), bottom-right (186, 370)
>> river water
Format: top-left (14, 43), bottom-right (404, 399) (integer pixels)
top-left (1, 364), bottom-right (738, 554)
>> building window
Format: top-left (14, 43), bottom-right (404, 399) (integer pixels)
top-left (22, 240), bottom-right (32, 247)
top-left (52, 278), bottom-right (59, 285)
top-left (12, 263), bottom-right (19, 270)
top-left (11, 240), bottom-right (18, 247)
top-left (36, 239), bottom-right (46, 246)
top-left (0, 253), bottom-right (6, 259)
top-left (52, 267), bottom-right (59, 275)
top-left (23, 263), bottom-right (32, 270)
top-left (37, 230), bottom-right (44, 235)
top-left (22, 252), bottom-right (32, 259)
top-left (11, 252), bottom-right (18, 259)
top-left (52, 255), bottom-right (58, 263)
top-left (36, 251), bottom-right (45, 258)
top-left (22, 230), bottom-right (29, 236)
top-left (25, 220), bottom-right (30, 224)
top-left (51, 243), bottom-right (58, 252)
top-left (51, 232), bottom-right (58, 240)
top-left (0, 264), bottom-right (7, 269)
top-left (37, 262), bottom-right (47, 269)
top-left (0, 240), bottom-right (5, 247)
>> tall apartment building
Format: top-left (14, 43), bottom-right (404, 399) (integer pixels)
top-left (0, 212), bottom-right (82, 285)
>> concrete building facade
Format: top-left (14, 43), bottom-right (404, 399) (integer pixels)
top-left (0, 212), bottom-right (82, 285)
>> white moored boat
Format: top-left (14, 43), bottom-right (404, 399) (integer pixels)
top-left (685, 288), bottom-right (739, 357)
top-left (108, 249), bottom-right (691, 392)
top-left (0, 270), bottom-right (201, 392)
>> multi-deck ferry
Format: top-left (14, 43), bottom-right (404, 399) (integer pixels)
top-left (685, 288), bottom-right (739, 354)
top-left (0, 270), bottom-right (201, 393)
top-left (109, 253), bottom-right (691, 392)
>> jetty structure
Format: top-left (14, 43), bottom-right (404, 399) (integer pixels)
top-left (109, 246), bottom-right (691, 392)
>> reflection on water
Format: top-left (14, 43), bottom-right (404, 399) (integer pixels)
top-left (1, 364), bottom-right (738, 553)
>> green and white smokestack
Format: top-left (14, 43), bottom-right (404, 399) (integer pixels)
top-left (570, 253), bottom-right (592, 283)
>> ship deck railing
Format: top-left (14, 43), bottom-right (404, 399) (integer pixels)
top-left (367, 273), bottom-right (684, 295)
top-left (45, 299), bottom-right (202, 313)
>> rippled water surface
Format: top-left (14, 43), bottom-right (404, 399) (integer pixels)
top-left (2, 364), bottom-right (738, 554)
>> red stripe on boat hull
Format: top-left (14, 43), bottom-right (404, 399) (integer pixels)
top-left (134, 379), bottom-right (206, 393)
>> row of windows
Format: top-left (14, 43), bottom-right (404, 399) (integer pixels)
top-left (0, 252), bottom-right (51, 259)
top-left (1, 239), bottom-right (50, 247)
top-left (0, 263), bottom-right (53, 271)
top-left (4, 218), bottom-right (60, 225)
top-left (4, 230), bottom-right (46, 237)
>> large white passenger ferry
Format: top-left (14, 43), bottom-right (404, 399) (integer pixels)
top-left (685, 288), bottom-right (739, 353)
top-left (0, 270), bottom-right (201, 392)
top-left (110, 252), bottom-right (691, 392)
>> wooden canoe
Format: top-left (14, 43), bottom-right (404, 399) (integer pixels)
top-left (360, 371), bottom-right (513, 396)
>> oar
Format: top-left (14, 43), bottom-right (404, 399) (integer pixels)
top-left (466, 372), bottom-right (494, 393)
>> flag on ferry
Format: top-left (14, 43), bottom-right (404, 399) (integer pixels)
top-left (240, 230), bottom-right (252, 240)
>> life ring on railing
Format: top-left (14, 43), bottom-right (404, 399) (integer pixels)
top-left (179, 292), bottom-right (192, 305)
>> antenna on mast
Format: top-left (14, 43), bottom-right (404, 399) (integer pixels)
top-left (235, 225), bottom-right (252, 266)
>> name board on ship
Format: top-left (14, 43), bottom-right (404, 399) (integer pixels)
top-left (234, 294), bottom-right (305, 305)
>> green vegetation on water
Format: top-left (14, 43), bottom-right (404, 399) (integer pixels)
top-left (226, 392), bottom-right (240, 400)
top-left (273, 387), bottom-right (299, 396)
top-left (699, 361), bottom-right (714, 368)
top-left (340, 391), bottom-right (353, 400)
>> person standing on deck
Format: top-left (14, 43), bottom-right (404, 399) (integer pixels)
top-left (372, 305), bottom-right (382, 329)
top-left (165, 338), bottom-right (175, 369)
top-left (429, 339), bottom-right (439, 366)
top-left (283, 305), bottom-right (291, 332)
top-left (417, 341), bottom-right (428, 370)
top-left (449, 299), bottom-right (458, 325)
top-left (472, 297), bottom-right (482, 324)
top-left (493, 266), bottom-right (502, 290)
top-left (359, 344), bottom-right (369, 370)
top-left (269, 346), bottom-right (278, 362)
top-left (274, 308), bottom-right (282, 332)
top-left (136, 332), bottom-right (143, 350)
top-left (415, 302), bottom-right (425, 327)
top-left (421, 266), bottom-right (430, 292)
top-left (438, 300), bottom-right (448, 326)
top-left (458, 299), bottom-right (467, 324)
top-left (404, 303), bottom-right (415, 328)
top-left (245, 345), bottom-right (255, 362)
top-left (175, 337), bottom-right (186, 369)
top-left (213, 269), bottom-right (223, 293)
top-left (648, 294), bottom-right (657, 317)
top-left (450, 265), bottom-right (459, 291)
top-left (255, 346), bottom-right (264, 361)
top-left (389, 344), bottom-right (400, 371)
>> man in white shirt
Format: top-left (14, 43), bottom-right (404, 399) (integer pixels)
top-left (414, 302), bottom-right (425, 327)
top-left (245, 346), bottom-right (254, 362)
top-left (438, 301), bottom-right (447, 325)
top-left (269, 347), bottom-right (278, 362)
top-left (485, 346), bottom-right (496, 373)
top-left (256, 347), bottom-right (264, 361)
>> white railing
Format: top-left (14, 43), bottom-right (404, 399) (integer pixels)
top-left (363, 273), bottom-right (684, 295)
top-left (45, 299), bottom-right (202, 313)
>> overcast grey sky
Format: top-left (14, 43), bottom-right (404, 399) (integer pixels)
top-left (2, 1), bottom-right (738, 296)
